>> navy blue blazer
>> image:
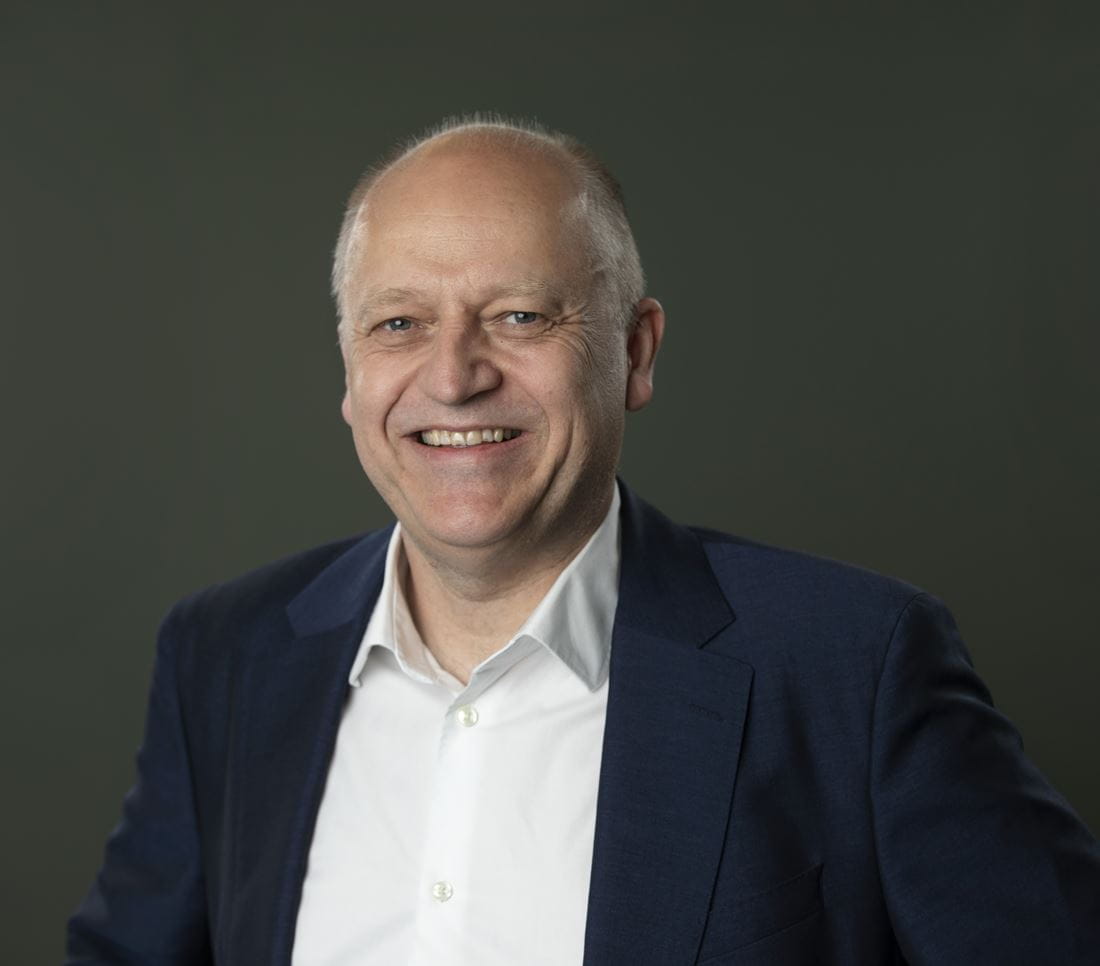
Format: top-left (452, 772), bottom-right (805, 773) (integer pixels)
top-left (68, 484), bottom-right (1100, 964)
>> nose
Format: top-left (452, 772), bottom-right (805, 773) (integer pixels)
top-left (415, 318), bottom-right (502, 405)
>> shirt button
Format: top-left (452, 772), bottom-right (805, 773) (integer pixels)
top-left (456, 704), bottom-right (479, 727)
top-left (431, 880), bottom-right (454, 902)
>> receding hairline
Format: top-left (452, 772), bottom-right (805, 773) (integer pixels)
top-left (348, 126), bottom-right (590, 238)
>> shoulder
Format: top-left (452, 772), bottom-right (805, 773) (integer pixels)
top-left (688, 524), bottom-right (938, 674)
top-left (161, 526), bottom-right (392, 661)
top-left (693, 525), bottom-right (924, 610)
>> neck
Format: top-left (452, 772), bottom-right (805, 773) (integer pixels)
top-left (401, 484), bottom-right (614, 684)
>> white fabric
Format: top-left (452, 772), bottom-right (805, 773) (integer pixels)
top-left (292, 484), bottom-right (621, 965)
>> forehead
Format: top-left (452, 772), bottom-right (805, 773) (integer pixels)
top-left (352, 142), bottom-right (588, 282)
top-left (370, 136), bottom-right (580, 223)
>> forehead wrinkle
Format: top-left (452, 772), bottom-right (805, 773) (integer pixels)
top-left (380, 212), bottom-right (515, 244)
top-left (357, 277), bottom-right (580, 316)
top-left (359, 287), bottom-right (425, 313)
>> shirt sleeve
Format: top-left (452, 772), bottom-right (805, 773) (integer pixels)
top-left (870, 593), bottom-right (1100, 965)
top-left (66, 605), bottom-right (213, 965)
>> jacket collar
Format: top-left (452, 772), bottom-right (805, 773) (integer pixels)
top-left (285, 523), bottom-right (393, 637)
top-left (614, 480), bottom-right (735, 644)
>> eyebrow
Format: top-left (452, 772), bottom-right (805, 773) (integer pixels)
top-left (357, 279), bottom-right (574, 317)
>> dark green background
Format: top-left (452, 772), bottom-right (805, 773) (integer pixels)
top-left (4, 3), bottom-right (1098, 961)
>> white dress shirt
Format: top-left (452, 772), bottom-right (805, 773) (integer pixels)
top-left (292, 484), bottom-right (621, 965)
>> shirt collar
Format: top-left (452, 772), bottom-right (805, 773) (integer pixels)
top-left (348, 483), bottom-right (621, 694)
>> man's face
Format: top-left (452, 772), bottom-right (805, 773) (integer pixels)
top-left (339, 141), bottom-right (656, 563)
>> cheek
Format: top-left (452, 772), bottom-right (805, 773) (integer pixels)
top-left (346, 360), bottom-right (406, 433)
top-left (576, 341), bottom-right (628, 415)
top-left (526, 349), bottom-right (622, 437)
top-left (509, 346), bottom-right (586, 413)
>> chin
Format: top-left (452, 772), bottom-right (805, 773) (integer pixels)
top-left (406, 499), bottom-right (522, 552)
top-left (415, 519), bottom-right (518, 553)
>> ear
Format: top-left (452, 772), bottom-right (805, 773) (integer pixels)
top-left (625, 297), bottom-right (665, 412)
top-left (340, 388), bottom-right (353, 426)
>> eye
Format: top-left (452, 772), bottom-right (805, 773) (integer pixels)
top-left (379, 318), bottom-right (413, 332)
top-left (504, 311), bottom-right (542, 325)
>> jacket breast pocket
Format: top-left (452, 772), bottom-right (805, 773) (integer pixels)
top-left (696, 862), bottom-right (823, 965)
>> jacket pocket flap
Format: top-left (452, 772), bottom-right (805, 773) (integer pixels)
top-left (698, 862), bottom-right (823, 959)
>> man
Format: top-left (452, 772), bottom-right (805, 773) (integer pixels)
top-left (68, 118), bottom-right (1100, 965)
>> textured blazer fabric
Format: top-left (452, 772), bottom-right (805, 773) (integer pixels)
top-left (68, 483), bottom-right (1100, 965)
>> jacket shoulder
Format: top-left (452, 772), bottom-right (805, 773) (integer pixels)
top-left (689, 525), bottom-right (935, 669)
top-left (693, 525), bottom-right (924, 599)
top-left (163, 527), bottom-right (391, 659)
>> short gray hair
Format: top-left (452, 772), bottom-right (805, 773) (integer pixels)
top-left (332, 114), bottom-right (646, 339)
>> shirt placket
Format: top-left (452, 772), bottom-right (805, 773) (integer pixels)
top-left (408, 682), bottom-right (491, 965)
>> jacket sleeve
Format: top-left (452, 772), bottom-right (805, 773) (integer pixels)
top-left (871, 593), bottom-right (1100, 965)
top-left (66, 605), bottom-right (213, 965)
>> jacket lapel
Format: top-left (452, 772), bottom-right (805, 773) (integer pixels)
top-left (229, 529), bottom-right (391, 966)
top-left (583, 485), bottom-right (753, 966)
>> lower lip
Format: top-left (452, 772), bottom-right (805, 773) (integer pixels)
top-left (407, 433), bottom-right (526, 459)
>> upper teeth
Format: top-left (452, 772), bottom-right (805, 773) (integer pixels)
top-left (420, 428), bottom-right (520, 447)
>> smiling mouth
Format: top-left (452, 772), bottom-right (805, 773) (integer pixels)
top-left (418, 428), bottom-right (522, 448)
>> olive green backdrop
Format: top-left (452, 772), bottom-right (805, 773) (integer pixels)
top-left (4, 2), bottom-right (1098, 961)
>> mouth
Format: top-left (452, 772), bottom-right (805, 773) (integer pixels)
top-left (416, 428), bottom-right (523, 448)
